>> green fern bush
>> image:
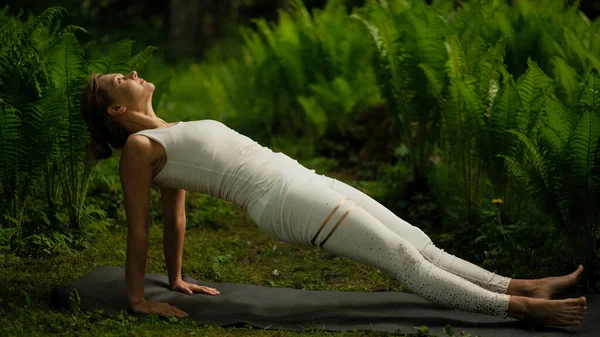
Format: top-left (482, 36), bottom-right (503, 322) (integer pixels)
top-left (176, 0), bottom-right (381, 154)
top-left (501, 69), bottom-right (600, 269)
top-left (352, 0), bottom-right (599, 273)
top-left (0, 6), bottom-right (157, 253)
top-left (436, 0), bottom-right (600, 107)
top-left (352, 0), bottom-right (448, 191)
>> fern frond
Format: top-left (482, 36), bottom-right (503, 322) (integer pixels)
top-left (576, 68), bottom-right (600, 115)
top-left (445, 35), bottom-right (468, 83)
top-left (516, 58), bottom-right (554, 110)
top-left (516, 59), bottom-right (555, 136)
top-left (290, 0), bottom-right (313, 31)
top-left (488, 74), bottom-right (525, 159)
top-left (504, 129), bottom-right (544, 174)
top-left (58, 25), bottom-right (87, 37)
top-left (551, 56), bottom-right (580, 107)
top-left (591, 136), bottom-right (600, 201)
top-left (541, 95), bottom-right (574, 153)
top-left (452, 0), bottom-right (487, 42)
top-left (45, 33), bottom-right (87, 91)
top-left (22, 7), bottom-right (67, 40)
top-left (297, 96), bottom-right (327, 136)
top-left (87, 40), bottom-right (134, 74)
top-left (351, 8), bottom-right (413, 125)
top-left (442, 35), bottom-right (470, 158)
top-left (16, 90), bottom-right (63, 209)
top-left (418, 63), bottom-right (443, 99)
top-left (474, 37), bottom-right (506, 105)
top-left (563, 27), bottom-right (589, 73)
top-left (400, 3), bottom-right (448, 90)
top-left (131, 45), bottom-right (158, 71)
top-left (567, 104), bottom-right (600, 197)
top-left (500, 154), bottom-right (550, 210)
top-left (0, 99), bottom-right (21, 210)
top-left (540, 32), bottom-right (568, 63)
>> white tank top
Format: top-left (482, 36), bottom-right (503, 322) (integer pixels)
top-left (134, 119), bottom-right (297, 210)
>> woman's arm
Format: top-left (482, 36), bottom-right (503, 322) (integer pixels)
top-left (120, 135), bottom-right (154, 306)
top-left (160, 187), bottom-right (186, 285)
top-left (161, 187), bottom-right (221, 297)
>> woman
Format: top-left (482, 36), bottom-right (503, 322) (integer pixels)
top-left (80, 71), bottom-right (587, 326)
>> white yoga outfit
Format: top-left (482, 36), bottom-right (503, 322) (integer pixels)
top-left (134, 120), bottom-right (511, 317)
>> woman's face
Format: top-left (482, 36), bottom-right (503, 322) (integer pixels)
top-left (97, 70), bottom-right (155, 113)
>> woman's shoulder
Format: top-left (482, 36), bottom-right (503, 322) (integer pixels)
top-left (121, 134), bottom-right (164, 164)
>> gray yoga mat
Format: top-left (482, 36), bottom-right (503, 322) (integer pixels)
top-left (51, 266), bottom-right (597, 336)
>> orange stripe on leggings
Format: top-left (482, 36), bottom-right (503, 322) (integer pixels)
top-left (320, 203), bottom-right (358, 248)
top-left (310, 197), bottom-right (350, 246)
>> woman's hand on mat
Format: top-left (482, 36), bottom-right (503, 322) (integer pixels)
top-left (170, 279), bottom-right (220, 296)
top-left (130, 299), bottom-right (188, 318)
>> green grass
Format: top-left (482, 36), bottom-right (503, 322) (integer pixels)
top-left (0, 181), bottom-right (432, 337)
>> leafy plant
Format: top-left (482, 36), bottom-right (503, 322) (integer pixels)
top-left (501, 69), bottom-right (600, 279)
top-left (0, 5), bottom-right (157, 253)
top-left (352, 0), bottom-right (447, 190)
top-left (169, 0), bottom-right (381, 157)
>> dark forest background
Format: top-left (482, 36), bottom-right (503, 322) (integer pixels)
top-left (5, 0), bottom-right (600, 60)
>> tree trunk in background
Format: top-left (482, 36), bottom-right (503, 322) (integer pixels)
top-left (278, 0), bottom-right (291, 11)
top-left (169, 0), bottom-right (292, 59)
top-left (169, 0), bottom-right (201, 58)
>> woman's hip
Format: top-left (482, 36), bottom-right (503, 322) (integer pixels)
top-left (250, 168), bottom-right (354, 246)
top-left (248, 159), bottom-right (317, 236)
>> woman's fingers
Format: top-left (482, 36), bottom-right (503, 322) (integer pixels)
top-left (156, 303), bottom-right (188, 318)
top-left (190, 284), bottom-right (220, 295)
top-left (171, 281), bottom-right (220, 295)
top-left (172, 306), bottom-right (188, 317)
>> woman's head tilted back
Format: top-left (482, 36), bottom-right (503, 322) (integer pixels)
top-left (80, 70), bottom-right (155, 160)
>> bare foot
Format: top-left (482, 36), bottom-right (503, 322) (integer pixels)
top-left (524, 296), bottom-right (587, 326)
top-left (529, 265), bottom-right (584, 299)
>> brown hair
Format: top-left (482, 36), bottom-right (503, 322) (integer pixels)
top-left (80, 73), bottom-right (131, 160)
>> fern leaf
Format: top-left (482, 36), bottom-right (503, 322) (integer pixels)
top-left (45, 33), bottom-right (87, 91)
top-left (517, 58), bottom-right (555, 136)
top-left (474, 37), bottom-right (506, 101)
top-left (131, 45), bottom-right (158, 71)
top-left (445, 35), bottom-right (468, 84)
top-left (516, 58), bottom-right (554, 110)
top-left (500, 153), bottom-right (560, 223)
top-left (401, 5), bottom-right (448, 89)
top-left (563, 27), bottom-right (590, 74)
top-left (0, 99), bottom-right (21, 211)
top-left (591, 136), bottom-right (600, 200)
top-left (418, 63), bottom-right (443, 99)
top-left (488, 74), bottom-right (525, 159)
top-left (22, 7), bottom-right (67, 40)
top-left (500, 154), bottom-right (546, 207)
top-left (297, 96), bottom-right (328, 136)
top-left (443, 35), bottom-right (469, 159)
top-left (541, 95), bottom-right (574, 153)
top-left (290, 0), bottom-right (313, 31)
top-left (576, 68), bottom-right (600, 115)
top-left (567, 103), bottom-right (600, 197)
top-left (504, 129), bottom-right (544, 177)
top-left (88, 40), bottom-right (134, 74)
top-left (551, 56), bottom-right (580, 107)
top-left (351, 8), bottom-right (413, 129)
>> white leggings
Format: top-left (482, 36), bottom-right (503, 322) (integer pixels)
top-left (248, 162), bottom-right (511, 317)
